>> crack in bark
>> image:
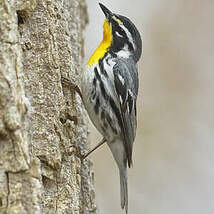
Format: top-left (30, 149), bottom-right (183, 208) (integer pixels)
top-left (5, 172), bottom-right (10, 211)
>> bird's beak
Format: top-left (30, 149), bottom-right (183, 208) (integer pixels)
top-left (99, 3), bottom-right (113, 19)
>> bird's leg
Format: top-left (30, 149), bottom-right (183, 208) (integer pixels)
top-left (61, 77), bottom-right (83, 101)
top-left (82, 138), bottom-right (107, 160)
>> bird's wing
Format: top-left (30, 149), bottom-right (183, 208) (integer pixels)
top-left (113, 58), bottom-right (138, 167)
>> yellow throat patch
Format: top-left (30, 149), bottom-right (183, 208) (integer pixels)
top-left (88, 20), bottom-right (112, 66)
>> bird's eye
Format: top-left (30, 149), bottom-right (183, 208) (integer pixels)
top-left (120, 28), bottom-right (125, 33)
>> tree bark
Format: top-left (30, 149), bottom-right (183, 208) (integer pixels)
top-left (0, 0), bottom-right (97, 213)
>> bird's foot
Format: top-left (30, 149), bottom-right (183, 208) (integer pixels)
top-left (61, 77), bottom-right (83, 100)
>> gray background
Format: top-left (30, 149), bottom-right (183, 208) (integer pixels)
top-left (84, 0), bottom-right (214, 213)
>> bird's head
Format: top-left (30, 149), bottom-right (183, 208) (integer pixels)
top-left (99, 3), bottom-right (142, 62)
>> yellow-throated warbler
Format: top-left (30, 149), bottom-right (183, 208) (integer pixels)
top-left (63, 3), bottom-right (142, 214)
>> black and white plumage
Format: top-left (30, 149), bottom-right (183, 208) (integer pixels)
top-left (81, 3), bottom-right (142, 214)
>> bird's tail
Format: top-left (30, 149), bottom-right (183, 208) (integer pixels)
top-left (120, 168), bottom-right (128, 214)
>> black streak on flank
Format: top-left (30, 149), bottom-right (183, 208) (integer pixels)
top-left (93, 77), bottom-right (97, 88)
top-left (109, 97), bottom-right (123, 131)
top-left (94, 66), bottom-right (109, 101)
top-left (100, 81), bottom-right (108, 100)
top-left (91, 89), bottom-right (96, 100)
top-left (94, 66), bottom-right (108, 100)
top-left (99, 59), bottom-right (108, 77)
top-left (94, 67), bottom-right (101, 81)
top-left (94, 97), bottom-right (100, 114)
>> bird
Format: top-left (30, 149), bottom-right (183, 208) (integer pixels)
top-left (62, 3), bottom-right (142, 213)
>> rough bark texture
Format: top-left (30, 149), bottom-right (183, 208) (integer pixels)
top-left (0, 0), bottom-right (97, 213)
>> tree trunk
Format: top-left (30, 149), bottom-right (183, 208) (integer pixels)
top-left (0, 0), bottom-right (97, 213)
